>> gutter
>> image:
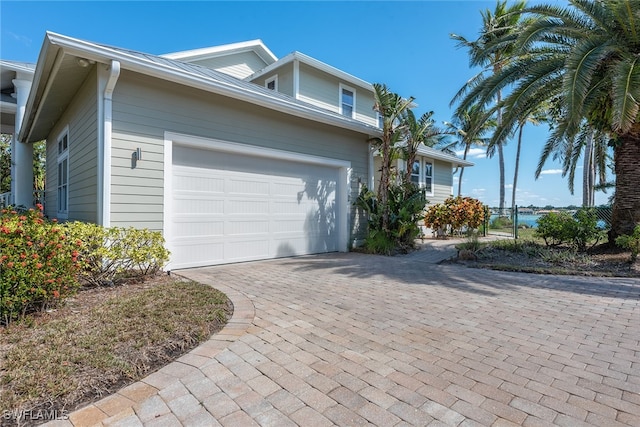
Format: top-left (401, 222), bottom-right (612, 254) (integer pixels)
top-left (43, 32), bottom-right (379, 138)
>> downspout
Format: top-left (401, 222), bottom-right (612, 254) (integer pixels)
top-left (368, 142), bottom-right (375, 190)
top-left (98, 60), bottom-right (120, 226)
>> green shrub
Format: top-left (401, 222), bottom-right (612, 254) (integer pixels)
top-left (0, 205), bottom-right (81, 324)
top-left (490, 216), bottom-right (513, 230)
top-left (63, 222), bottom-right (170, 286)
top-left (572, 208), bottom-right (604, 252)
top-left (535, 209), bottom-right (604, 251)
top-left (535, 212), bottom-right (575, 247)
top-left (615, 224), bottom-right (640, 262)
top-left (356, 183), bottom-right (427, 254)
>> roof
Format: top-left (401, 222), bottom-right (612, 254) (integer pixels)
top-left (161, 39), bottom-right (278, 65)
top-left (417, 145), bottom-right (474, 167)
top-left (20, 32), bottom-right (380, 143)
top-left (245, 51), bottom-right (374, 91)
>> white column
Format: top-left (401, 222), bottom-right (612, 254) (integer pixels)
top-left (11, 77), bottom-right (33, 207)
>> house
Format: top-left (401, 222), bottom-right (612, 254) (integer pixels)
top-left (0, 60), bottom-right (35, 208)
top-left (5, 32), bottom-right (472, 269)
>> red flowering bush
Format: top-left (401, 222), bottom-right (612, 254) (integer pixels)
top-left (424, 196), bottom-right (486, 236)
top-left (0, 205), bottom-right (81, 324)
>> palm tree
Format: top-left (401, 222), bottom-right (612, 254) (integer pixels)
top-left (370, 83), bottom-right (415, 232)
top-left (400, 110), bottom-right (448, 187)
top-left (451, 0), bottom-right (529, 216)
top-left (512, 107), bottom-right (547, 214)
top-left (534, 123), bottom-right (611, 207)
top-left (471, 0), bottom-right (638, 239)
top-left (442, 104), bottom-right (495, 196)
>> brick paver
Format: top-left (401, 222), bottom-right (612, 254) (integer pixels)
top-left (44, 239), bottom-right (640, 426)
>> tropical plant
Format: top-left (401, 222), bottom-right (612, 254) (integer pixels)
top-left (400, 110), bottom-right (448, 187)
top-left (441, 104), bottom-right (495, 196)
top-left (355, 183), bottom-right (427, 254)
top-left (451, 0), bottom-right (529, 216)
top-left (615, 224), bottom-right (640, 263)
top-left (424, 196), bottom-right (486, 236)
top-left (457, 0), bottom-right (640, 241)
top-left (370, 83), bottom-right (415, 233)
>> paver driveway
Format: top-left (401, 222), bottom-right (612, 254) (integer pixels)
top-left (57, 248), bottom-right (639, 426)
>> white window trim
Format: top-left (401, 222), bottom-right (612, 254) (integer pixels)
top-left (409, 157), bottom-right (434, 197)
top-left (265, 75), bottom-right (278, 91)
top-left (56, 126), bottom-right (70, 219)
top-left (423, 159), bottom-right (434, 197)
top-left (339, 83), bottom-right (356, 119)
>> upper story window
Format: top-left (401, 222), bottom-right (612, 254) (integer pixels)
top-left (339, 84), bottom-right (355, 119)
top-left (410, 158), bottom-right (433, 195)
top-left (57, 130), bottom-right (70, 218)
top-left (265, 75), bottom-right (278, 91)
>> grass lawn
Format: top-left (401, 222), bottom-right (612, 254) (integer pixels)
top-left (0, 275), bottom-right (231, 422)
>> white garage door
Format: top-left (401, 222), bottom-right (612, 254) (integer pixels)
top-left (169, 143), bottom-right (345, 269)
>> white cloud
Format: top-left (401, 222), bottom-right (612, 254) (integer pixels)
top-left (539, 169), bottom-right (563, 175)
top-left (455, 148), bottom-right (486, 159)
top-left (471, 188), bottom-right (486, 196)
top-left (6, 31), bottom-right (31, 47)
top-left (505, 184), bottom-right (513, 189)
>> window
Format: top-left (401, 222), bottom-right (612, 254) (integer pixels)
top-left (377, 112), bottom-right (384, 129)
top-left (410, 158), bottom-right (433, 195)
top-left (57, 131), bottom-right (69, 217)
top-left (340, 84), bottom-right (355, 118)
top-left (265, 75), bottom-right (278, 91)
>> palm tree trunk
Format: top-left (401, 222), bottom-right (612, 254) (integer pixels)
top-left (457, 145), bottom-right (470, 196)
top-left (583, 131), bottom-right (594, 207)
top-left (405, 151), bottom-right (417, 187)
top-left (498, 143), bottom-right (505, 216)
top-left (610, 129), bottom-right (640, 241)
top-left (379, 141), bottom-right (391, 232)
top-left (512, 124), bottom-right (524, 216)
top-left (496, 90), bottom-right (505, 216)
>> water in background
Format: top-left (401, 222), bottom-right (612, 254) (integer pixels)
top-left (491, 214), bottom-right (540, 228)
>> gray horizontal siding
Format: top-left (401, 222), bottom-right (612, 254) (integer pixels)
top-left (298, 63), bottom-right (376, 126)
top-left (45, 70), bottom-right (98, 223)
top-left (431, 159), bottom-right (453, 205)
top-left (111, 70), bottom-right (371, 239)
top-left (187, 51), bottom-right (267, 79)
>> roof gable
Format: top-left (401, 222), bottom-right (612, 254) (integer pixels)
top-left (19, 32), bottom-right (379, 143)
top-left (161, 40), bottom-right (277, 78)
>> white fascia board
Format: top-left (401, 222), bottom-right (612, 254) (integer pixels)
top-left (416, 145), bottom-right (474, 167)
top-left (0, 60), bottom-right (36, 75)
top-left (0, 100), bottom-right (17, 114)
top-left (161, 39), bottom-right (278, 64)
top-left (246, 51), bottom-right (374, 91)
top-left (18, 35), bottom-right (63, 143)
top-left (42, 32), bottom-right (379, 136)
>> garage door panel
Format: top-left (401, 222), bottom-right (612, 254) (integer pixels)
top-left (170, 144), bottom-right (341, 268)
top-left (228, 178), bottom-right (270, 195)
top-left (227, 219), bottom-right (269, 235)
top-left (227, 199), bottom-right (269, 214)
top-left (173, 218), bottom-right (224, 237)
top-left (173, 168), bottom-right (225, 193)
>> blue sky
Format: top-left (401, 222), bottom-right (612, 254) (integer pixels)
top-left (1, 0), bottom-right (611, 207)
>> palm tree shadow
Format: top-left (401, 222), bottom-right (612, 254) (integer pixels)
top-left (279, 252), bottom-right (640, 300)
